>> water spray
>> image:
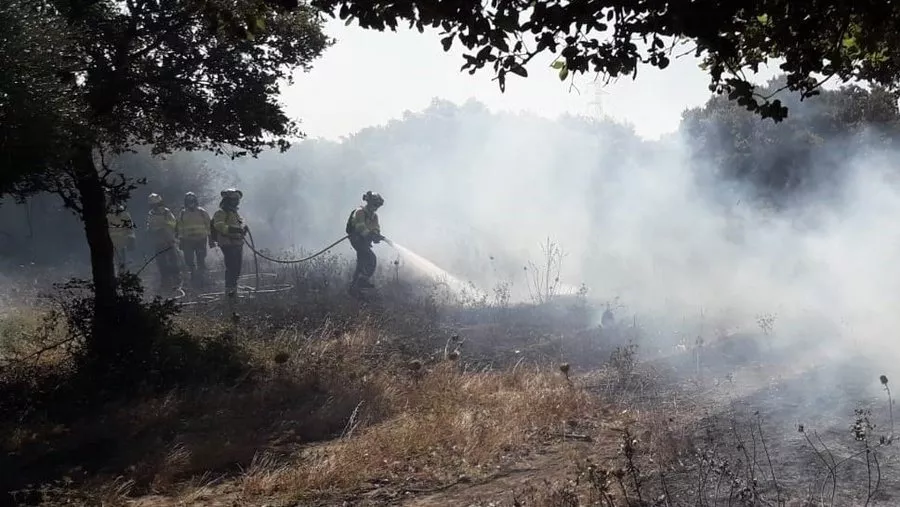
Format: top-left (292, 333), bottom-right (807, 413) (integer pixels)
top-left (385, 238), bottom-right (486, 299)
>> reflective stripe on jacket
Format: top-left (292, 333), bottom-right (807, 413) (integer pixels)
top-left (178, 207), bottom-right (211, 240)
top-left (350, 206), bottom-right (380, 238)
top-left (212, 209), bottom-right (244, 246)
top-left (147, 207), bottom-right (177, 246)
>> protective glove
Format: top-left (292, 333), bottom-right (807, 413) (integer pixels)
top-left (372, 233), bottom-right (383, 244)
top-left (208, 238), bottom-right (217, 249)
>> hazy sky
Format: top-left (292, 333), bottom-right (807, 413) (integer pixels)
top-left (282, 20), bottom-right (781, 141)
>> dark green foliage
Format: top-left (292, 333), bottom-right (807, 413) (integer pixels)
top-left (0, 0), bottom-right (85, 196)
top-left (300, 0), bottom-right (900, 121)
top-left (58, 0), bottom-right (332, 157)
top-left (1, 0), bottom-right (332, 200)
top-left (682, 77), bottom-right (900, 203)
top-left (54, 273), bottom-right (246, 392)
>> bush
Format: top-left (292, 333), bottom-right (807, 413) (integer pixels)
top-left (0, 273), bottom-right (248, 421)
top-left (64, 273), bottom-right (247, 394)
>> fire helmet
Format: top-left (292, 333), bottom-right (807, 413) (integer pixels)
top-left (363, 191), bottom-right (384, 207)
top-left (221, 188), bottom-right (243, 200)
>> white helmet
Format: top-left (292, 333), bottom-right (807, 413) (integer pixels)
top-left (148, 193), bottom-right (163, 205)
top-left (220, 188), bottom-right (243, 200)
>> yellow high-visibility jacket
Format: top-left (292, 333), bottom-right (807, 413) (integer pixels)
top-left (107, 208), bottom-right (135, 248)
top-left (349, 206), bottom-right (380, 239)
top-left (177, 207), bottom-right (211, 241)
top-left (212, 208), bottom-right (244, 246)
top-left (147, 207), bottom-right (177, 246)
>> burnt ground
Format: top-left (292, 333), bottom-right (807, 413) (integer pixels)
top-left (719, 355), bottom-right (897, 507)
top-left (320, 324), bottom-right (900, 507)
top-left (638, 332), bottom-right (900, 507)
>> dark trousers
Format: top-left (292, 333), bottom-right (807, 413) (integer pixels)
top-left (181, 238), bottom-right (207, 283)
top-left (155, 246), bottom-right (181, 289)
top-left (220, 244), bottom-right (243, 291)
top-left (350, 236), bottom-right (376, 285)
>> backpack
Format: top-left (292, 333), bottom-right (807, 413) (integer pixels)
top-left (345, 209), bottom-right (355, 235)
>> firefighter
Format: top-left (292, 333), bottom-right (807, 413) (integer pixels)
top-left (177, 192), bottom-right (211, 288)
top-left (212, 188), bottom-right (247, 298)
top-left (106, 193), bottom-right (136, 275)
top-left (346, 191), bottom-right (385, 292)
top-left (146, 193), bottom-right (181, 293)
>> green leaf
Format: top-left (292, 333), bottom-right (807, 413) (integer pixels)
top-left (559, 66), bottom-right (569, 81)
top-left (756, 14), bottom-right (769, 24)
top-left (867, 50), bottom-right (889, 64)
top-left (510, 64), bottom-right (528, 77)
top-left (550, 60), bottom-right (565, 69)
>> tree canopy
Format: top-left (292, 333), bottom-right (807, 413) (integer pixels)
top-left (0, 0), bottom-right (84, 194)
top-left (1, 0), bottom-right (331, 193)
top-left (293, 0), bottom-right (900, 122)
top-left (683, 77), bottom-right (900, 203)
top-left (59, 0), bottom-right (330, 157)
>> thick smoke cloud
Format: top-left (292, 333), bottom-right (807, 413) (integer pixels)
top-left (219, 91), bottom-right (900, 371)
top-left (3, 82), bottom-right (900, 373)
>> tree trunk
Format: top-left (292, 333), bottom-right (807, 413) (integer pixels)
top-left (72, 147), bottom-right (118, 356)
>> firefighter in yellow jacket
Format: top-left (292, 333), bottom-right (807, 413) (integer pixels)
top-left (106, 195), bottom-right (136, 275)
top-left (177, 192), bottom-right (211, 288)
top-left (146, 193), bottom-right (181, 293)
top-left (212, 188), bottom-right (247, 298)
top-left (346, 191), bottom-right (385, 292)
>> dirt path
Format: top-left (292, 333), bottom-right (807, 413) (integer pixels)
top-left (398, 440), bottom-right (594, 507)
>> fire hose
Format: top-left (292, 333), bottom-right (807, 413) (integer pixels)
top-left (134, 228), bottom-right (375, 305)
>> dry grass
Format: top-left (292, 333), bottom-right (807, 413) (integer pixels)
top-left (3, 269), bottom-right (895, 507)
top-left (3, 310), bottom-right (600, 506)
top-left (236, 332), bottom-right (595, 502)
top-left (0, 305), bottom-right (65, 362)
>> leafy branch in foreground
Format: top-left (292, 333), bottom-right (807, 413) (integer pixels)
top-left (300, 0), bottom-right (900, 122)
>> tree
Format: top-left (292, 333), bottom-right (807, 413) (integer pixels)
top-left (0, 0), bottom-right (85, 195)
top-left (682, 76), bottom-right (900, 204)
top-left (0, 0), bottom-right (331, 360)
top-left (277, 0), bottom-right (900, 122)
